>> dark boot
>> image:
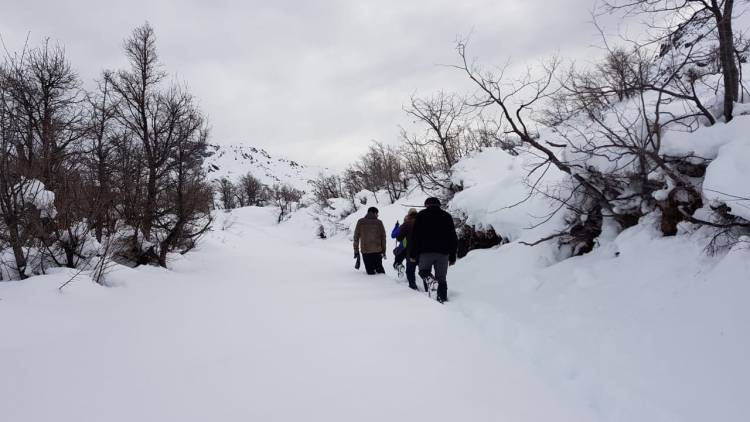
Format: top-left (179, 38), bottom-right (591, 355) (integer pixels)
top-left (436, 279), bottom-right (448, 302)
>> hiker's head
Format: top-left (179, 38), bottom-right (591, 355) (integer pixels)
top-left (424, 197), bottom-right (441, 208)
top-left (405, 208), bottom-right (418, 222)
top-left (367, 206), bottom-right (379, 216)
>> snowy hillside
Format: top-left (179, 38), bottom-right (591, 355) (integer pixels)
top-left (204, 143), bottom-right (328, 191)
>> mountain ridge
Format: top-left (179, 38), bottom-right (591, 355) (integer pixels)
top-left (204, 143), bottom-right (328, 192)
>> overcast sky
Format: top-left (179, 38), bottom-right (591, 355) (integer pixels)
top-left (3, 0), bottom-right (606, 169)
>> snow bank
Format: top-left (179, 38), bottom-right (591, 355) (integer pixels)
top-left (661, 115), bottom-right (750, 159)
top-left (703, 131), bottom-right (750, 220)
top-left (450, 147), bottom-right (565, 240)
top-left (450, 219), bottom-right (750, 422)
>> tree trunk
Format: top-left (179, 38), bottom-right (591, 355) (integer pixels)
top-left (94, 152), bottom-right (108, 242)
top-left (143, 165), bottom-right (157, 239)
top-left (158, 222), bottom-right (181, 267)
top-left (717, 0), bottom-right (739, 121)
top-left (5, 217), bottom-right (28, 279)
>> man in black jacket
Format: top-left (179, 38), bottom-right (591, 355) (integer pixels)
top-left (408, 197), bottom-right (458, 302)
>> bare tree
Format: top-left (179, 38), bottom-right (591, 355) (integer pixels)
top-left (345, 142), bottom-right (407, 203)
top-left (105, 23), bottom-right (214, 266)
top-left (454, 41), bottom-right (627, 253)
top-left (154, 91), bottom-right (212, 267)
top-left (370, 142), bottom-right (408, 203)
top-left (0, 57), bottom-right (29, 278)
top-left (602, 0), bottom-right (744, 121)
top-left (238, 172), bottom-right (265, 206)
top-left (404, 93), bottom-right (467, 169)
top-left (216, 178), bottom-right (237, 210)
top-left (401, 92), bottom-right (469, 193)
top-left (311, 173), bottom-right (345, 208)
top-left (2, 40), bottom-right (86, 189)
top-left (107, 23), bottom-right (167, 242)
top-left (0, 39), bottom-right (88, 276)
top-left (270, 184), bottom-right (303, 223)
top-left (84, 73), bottom-right (118, 242)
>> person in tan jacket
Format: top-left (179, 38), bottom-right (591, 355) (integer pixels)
top-left (353, 207), bottom-right (387, 274)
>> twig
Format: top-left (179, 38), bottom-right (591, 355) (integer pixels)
top-left (519, 231), bottom-right (566, 246)
top-left (58, 266), bottom-right (87, 291)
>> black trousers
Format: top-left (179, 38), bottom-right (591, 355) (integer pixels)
top-left (405, 259), bottom-right (418, 287)
top-left (394, 248), bottom-right (407, 266)
top-left (362, 252), bottom-right (385, 275)
top-left (418, 253), bottom-right (449, 301)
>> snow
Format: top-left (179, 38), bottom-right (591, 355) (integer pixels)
top-left (2, 204), bottom-right (748, 421)
top-left (703, 130), bottom-right (750, 220)
top-left (450, 218), bottom-right (750, 422)
top-left (341, 190), bottom-right (427, 232)
top-left (16, 178), bottom-right (56, 218)
top-left (450, 148), bottom-right (566, 241)
top-left (661, 115), bottom-right (750, 159)
top-left (0, 207), bottom-right (585, 422)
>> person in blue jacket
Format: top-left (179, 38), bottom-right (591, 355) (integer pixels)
top-left (391, 208), bottom-right (419, 290)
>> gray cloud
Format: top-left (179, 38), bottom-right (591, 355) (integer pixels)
top-left (3, 0), bottom-right (602, 169)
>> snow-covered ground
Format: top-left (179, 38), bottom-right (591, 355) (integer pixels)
top-left (0, 207), bottom-right (583, 422)
top-left (2, 204), bottom-right (748, 421)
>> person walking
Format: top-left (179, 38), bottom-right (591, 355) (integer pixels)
top-left (394, 208), bottom-right (419, 290)
top-left (390, 208), bottom-right (417, 270)
top-left (408, 197), bottom-right (458, 302)
top-left (391, 221), bottom-right (404, 266)
top-left (353, 207), bottom-right (387, 275)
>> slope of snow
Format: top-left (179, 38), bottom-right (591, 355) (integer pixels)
top-left (0, 207), bottom-right (589, 422)
top-left (204, 143), bottom-right (329, 191)
top-left (336, 198), bottom-right (750, 421)
top-left (449, 219), bottom-right (750, 422)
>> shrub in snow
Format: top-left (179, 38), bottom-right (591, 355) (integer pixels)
top-left (270, 184), bottom-right (304, 223)
top-left (456, 223), bottom-right (505, 258)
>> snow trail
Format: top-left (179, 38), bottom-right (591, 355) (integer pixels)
top-left (1, 207), bottom-right (589, 422)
